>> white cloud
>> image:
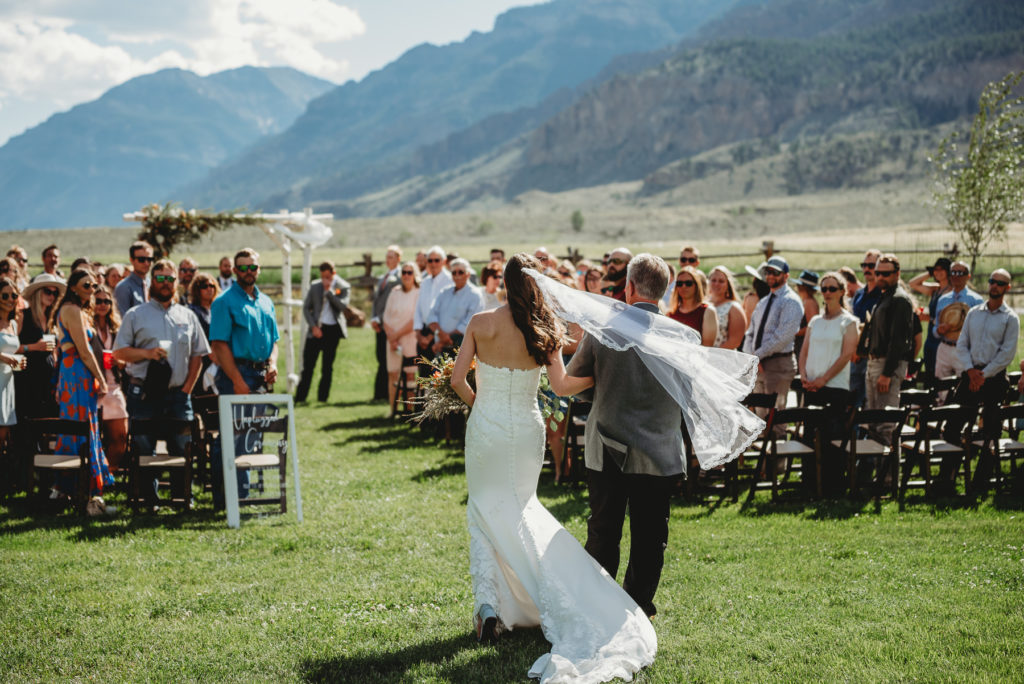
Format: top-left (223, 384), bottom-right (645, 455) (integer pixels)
top-left (0, 0), bottom-right (365, 141)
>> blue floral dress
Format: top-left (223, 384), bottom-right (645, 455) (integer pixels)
top-left (55, 316), bottom-right (112, 497)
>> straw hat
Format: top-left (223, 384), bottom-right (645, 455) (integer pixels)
top-left (745, 262), bottom-right (767, 281)
top-left (22, 273), bottom-right (66, 300)
top-left (938, 301), bottom-right (969, 338)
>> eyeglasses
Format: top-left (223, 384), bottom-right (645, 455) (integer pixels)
top-left (236, 264), bottom-right (259, 273)
top-left (401, 270), bottom-right (415, 276)
top-left (0, 292), bottom-right (14, 301)
top-left (820, 286), bottom-right (843, 293)
top-left (133, 256), bottom-right (153, 263)
top-left (94, 299), bottom-right (112, 306)
top-left (451, 270), bottom-right (467, 276)
top-left (153, 274), bottom-right (176, 283)
top-left (608, 258), bottom-right (627, 266)
top-left (679, 257), bottom-right (698, 264)
top-left (989, 279), bottom-right (1010, 286)
top-left (874, 269), bottom-right (896, 277)
top-left (860, 262), bottom-right (875, 270)
top-left (950, 270), bottom-right (969, 276)
top-left (42, 288), bottom-right (59, 297)
top-left (676, 280), bottom-right (695, 288)
top-left (426, 258), bottom-right (442, 263)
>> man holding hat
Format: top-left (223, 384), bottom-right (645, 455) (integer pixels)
top-left (743, 255), bottom-right (803, 428)
top-left (933, 260), bottom-right (983, 384)
top-left (935, 268), bottom-right (1019, 496)
top-left (908, 257), bottom-right (952, 380)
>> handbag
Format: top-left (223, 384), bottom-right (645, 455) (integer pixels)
top-left (142, 358), bottom-right (172, 400)
top-left (343, 305), bottom-right (366, 328)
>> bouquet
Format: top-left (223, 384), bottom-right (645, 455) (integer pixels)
top-left (412, 351), bottom-right (474, 424)
top-left (538, 371), bottom-right (569, 431)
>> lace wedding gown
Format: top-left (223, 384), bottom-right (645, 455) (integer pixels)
top-left (465, 359), bottom-right (656, 683)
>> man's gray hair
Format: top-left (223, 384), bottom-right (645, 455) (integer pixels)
top-left (426, 245), bottom-right (445, 258)
top-left (627, 253), bottom-right (670, 301)
top-left (450, 257), bottom-right (470, 272)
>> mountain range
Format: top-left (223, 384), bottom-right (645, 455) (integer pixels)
top-left (2, 0), bottom-right (1023, 230)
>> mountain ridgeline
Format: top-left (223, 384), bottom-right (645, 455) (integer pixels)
top-left (0, 67), bottom-right (333, 229)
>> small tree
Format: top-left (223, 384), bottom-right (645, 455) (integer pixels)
top-left (931, 71), bottom-right (1024, 273)
top-left (570, 209), bottom-right (584, 233)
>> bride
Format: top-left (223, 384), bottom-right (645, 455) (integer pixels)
top-left (451, 253), bottom-right (657, 683)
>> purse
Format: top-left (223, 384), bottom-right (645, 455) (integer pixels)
top-left (142, 359), bottom-right (172, 400)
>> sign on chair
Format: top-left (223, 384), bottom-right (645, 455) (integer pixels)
top-left (218, 393), bottom-right (303, 529)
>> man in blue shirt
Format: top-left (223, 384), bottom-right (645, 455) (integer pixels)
top-left (428, 258), bottom-right (483, 355)
top-left (849, 249), bottom-right (882, 408)
top-left (114, 241), bottom-right (153, 316)
top-left (208, 247), bottom-right (280, 508)
top-left (932, 260), bottom-right (984, 385)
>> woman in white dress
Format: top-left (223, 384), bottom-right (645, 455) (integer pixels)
top-left (382, 262), bottom-right (420, 416)
top-left (451, 254), bottom-right (657, 683)
top-left (0, 277), bottom-right (27, 452)
top-left (706, 266), bottom-right (747, 350)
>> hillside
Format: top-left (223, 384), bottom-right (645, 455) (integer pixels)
top-left (177, 0), bottom-right (737, 213)
top-left (0, 67), bottom-right (334, 230)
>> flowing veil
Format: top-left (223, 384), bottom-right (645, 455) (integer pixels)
top-left (525, 268), bottom-right (765, 469)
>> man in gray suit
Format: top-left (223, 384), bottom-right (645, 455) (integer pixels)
top-left (370, 246), bottom-right (402, 400)
top-left (566, 253), bottom-right (684, 618)
top-left (296, 260), bottom-right (351, 402)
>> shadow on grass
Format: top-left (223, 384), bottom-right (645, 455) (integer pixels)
top-left (299, 630), bottom-right (550, 683)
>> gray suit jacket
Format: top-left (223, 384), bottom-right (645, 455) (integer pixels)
top-left (371, 268), bottom-right (401, 322)
top-left (566, 301), bottom-right (686, 477)
top-left (302, 276), bottom-right (351, 338)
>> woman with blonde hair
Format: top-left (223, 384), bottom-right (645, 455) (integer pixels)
top-left (799, 271), bottom-right (858, 433)
top-left (706, 266), bottom-right (747, 350)
top-left (93, 285), bottom-right (128, 472)
top-left (668, 265), bottom-right (717, 346)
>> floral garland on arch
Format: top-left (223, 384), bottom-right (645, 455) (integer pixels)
top-left (135, 202), bottom-right (268, 259)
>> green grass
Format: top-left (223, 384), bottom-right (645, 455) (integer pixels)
top-left (2, 328), bottom-right (1023, 682)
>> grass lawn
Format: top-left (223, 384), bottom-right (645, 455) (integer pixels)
top-left (2, 327), bottom-right (1023, 682)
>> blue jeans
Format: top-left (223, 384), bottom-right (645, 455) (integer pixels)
top-left (210, 366), bottom-right (269, 508)
top-left (849, 358), bottom-right (867, 409)
top-left (125, 384), bottom-right (193, 504)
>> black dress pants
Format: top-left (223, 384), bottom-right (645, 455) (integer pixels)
top-left (584, 453), bottom-right (676, 617)
top-left (295, 324), bottom-right (342, 402)
top-left (938, 370), bottom-right (1008, 493)
top-left (373, 330), bottom-right (389, 400)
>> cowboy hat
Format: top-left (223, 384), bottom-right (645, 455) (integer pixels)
top-left (22, 273), bottom-right (66, 300)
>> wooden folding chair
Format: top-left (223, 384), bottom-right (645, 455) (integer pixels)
top-left (391, 356), bottom-right (419, 420)
top-left (899, 403), bottom-right (975, 499)
top-left (561, 399), bottom-right (590, 485)
top-left (126, 417), bottom-right (194, 513)
top-left (30, 418), bottom-right (92, 514)
top-left (835, 406), bottom-right (910, 499)
top-left (747, 406), bottom-right (822, 501)
top-left (971, 403), bottom-right (1024, 495)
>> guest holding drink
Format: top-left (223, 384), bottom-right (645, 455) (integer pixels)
top-left (93, 285), bottom-right (128, 473)
top-left (0, 277), bottom-right (26, 488)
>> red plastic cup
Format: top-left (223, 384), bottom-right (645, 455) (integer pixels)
top-left (102, 350), bottom-right (113, 370)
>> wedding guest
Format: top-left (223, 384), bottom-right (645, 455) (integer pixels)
top-left (70, 257), bottom-right (92, 274)
top-left (177, 257), bottom-right (198, 304)
top-left (415, 251), bottom-right (428, 272)
top-left (601, 247), bottom-right (632, 301)
top-left (114, 241), bottom-right (154, 316)
top-left (92, 285), bottom-right (128, 473)
top-left (534, 247), bottom-right (556, 274)
top-left (217, 256), bottom-right (233, 292)
top-left (793, 269), bottom-right (821, 361)
top-left (188, 273), bottom-right (219, 382)
top-left (37, 244), bottom-right (62, 280)
top-left (383, 262), bottom-right (420, 415)
top-left (414, 245), bottom-right (453, 372)
top-left (5, 247), bottom-right (29, 290)
top-left (489, 248), bottom-right (506, 265)
top-left (908, 257), bottom-right (952, 380)
top-left (103, 264), bottom-right (126, 291)
top-left (428, 258), bottom-right (483, 356)
top-left (480, 261), bottom-right (504, 309)
top-left (668, 265), bottom-right (717, 346)
top-left (850, 249), bottom-right (883, 408)
top-left (799, 272), bottom-right (858, 434)
top-left (574, 259), bottom-right (594, 290)
top-left (51, 270), bottom-right (115, 515)
top-left (707, 266), bottom-right (747, 350)
top-left (678, 245), bottom-right (700, 270)
top-left (15, 275), bottom-right (61, 420)
top-left (556, 260), bottom-right (577, 287)
top-left (583, 266), bottom-right (605, 295)
top-left (743, 262), bottom-right (770, 323)
top-left (932, 260), bottom-right (983, 384)
top-left (208, 248), bottom-right (279, 508)
top-left (838, 266), bottom-right (861, 299)
top-left (0, 277), bottom-right (25, 480)
top-left (370, 246), bottom-right (402, 400)
top-left (296, 261), bottom-right (350, 403)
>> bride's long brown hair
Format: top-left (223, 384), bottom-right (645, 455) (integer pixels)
top-left (504, 253), bottom-right (567, 365)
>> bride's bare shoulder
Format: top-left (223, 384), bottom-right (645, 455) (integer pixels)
top-left (470, 305), bottom-right (511, 331)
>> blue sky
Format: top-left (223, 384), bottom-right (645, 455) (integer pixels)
top-left (0, 0), bottom-right (543, 144)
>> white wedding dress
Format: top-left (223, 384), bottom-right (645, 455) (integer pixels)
top-left (465, 359), bottom-right (656, 683)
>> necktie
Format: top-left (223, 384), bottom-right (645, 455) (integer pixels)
top-left (754, 292), bottom-right (775, 350)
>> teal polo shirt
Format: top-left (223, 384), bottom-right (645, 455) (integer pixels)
top-left (209, 282), bottom-right (279, 362)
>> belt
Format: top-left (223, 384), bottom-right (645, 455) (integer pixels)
top-left (940, 338), bottom-right (957, 346)
top-left (128, 377), bottom-right (183, 392)
top-left (237, 359), bottom-right (270, 371)
top-left (762, 352), bottom-right (794, 362)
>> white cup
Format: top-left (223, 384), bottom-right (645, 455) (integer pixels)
top-left (41, 334), bottom-right (55, 344)
top-left (10, 353), bottom-right (25, 371)
top-left (158, 340), bottom-right (172, 353)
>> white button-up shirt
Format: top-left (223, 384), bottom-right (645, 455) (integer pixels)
top-left (414, 269), bottom-right (453, 331)
top-left (955, 301), bottom-right (1020, 377)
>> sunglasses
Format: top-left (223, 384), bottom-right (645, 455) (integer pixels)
top-left (763, 268), bottom-right (781, 276)
top-left (236, 264), bottom-right (259, 273)
top-left (874, 269), bottom-right (896, 276)
top-left (79, 282), bottom-right (97, 290)
top-left (401, 270), bottom-right (415, 276)
top-left (950, 270), bottom-right (969, 277)
top-left (14, 258), bottom-right (26, 264)
top-left (153, 274), bottom-right (176, 283)
top-left (427, 258), bottom-right (442, 263)
top-left (989, 279), bottom-right (1010, 286)
top-left (608, 258), bottom-right (627, 266)
top-left (676, 280), bottom-right (695, 288)
top-left (679, 257), bottom-right (698, 264)
top-left (820, 286), bottom-right (843, 293)
top-left (198, 283), bottom-right (215, 290)
top-left (451, 270), bottom-right (467, 276)
top-left (133, 256), bottom-right (153, 263)
top-left (860, 262), bottom-right (875, 270)
top-left (0, 292), bottom-right (14, 301)
top-left (179, 267), bottom-right (196, 273)
top-left (94, 298), bottom-right (112, 306)
top-left (42, 288), bottom-right (59, 297)
top-left (558, 270), bottom-right (572, 277)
